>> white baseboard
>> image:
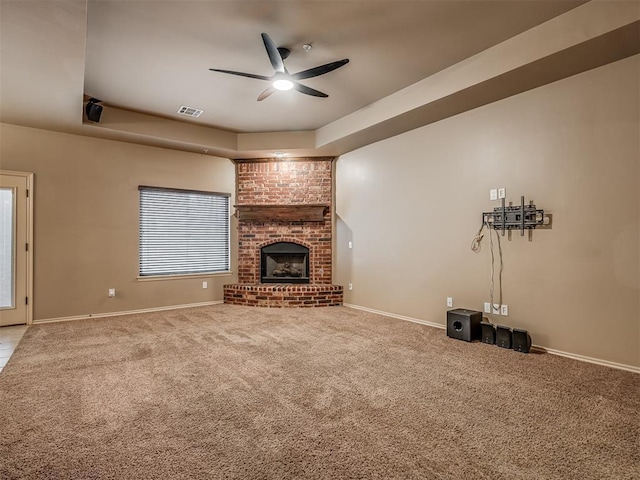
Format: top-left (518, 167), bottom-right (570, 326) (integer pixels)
top-left (529, 346), bottom-right (640, 374)
top-left (33, 301), bottom-right (224, 324)
top-left (344, 303), bottom-right (639, 374)
top-left (344, 303), bottom-right (446, 331)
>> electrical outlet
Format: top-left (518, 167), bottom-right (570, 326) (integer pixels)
top-left (492, 303), bottom-right (501, 315)
top-left (484, 302), bottom-right (491, 314)
top-left (500, 304), bottom-right (508, 316)
top-left (498, 187), bottom-right (506, 199)
top-left (490, 189), bottom-right (498, 201)
top-left (348, 281), bottom-right (353, 291)
top-left (108, 288), bottom-right (116, 298)
top-left (348, 241), bottom-right (353, 249)
top-left (447, 297), bottom-right (453, 307)
top-left (202, 281), bottom-right (208, 289)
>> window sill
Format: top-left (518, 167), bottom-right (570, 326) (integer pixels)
top-left (137, 272), bottom-right (233, 282)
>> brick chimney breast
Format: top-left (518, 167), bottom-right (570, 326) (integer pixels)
top-left (225, 157), bottom-right (342, 307)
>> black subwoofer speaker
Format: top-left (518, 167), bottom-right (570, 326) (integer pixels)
top-left (446, 308), bottom-right (482, 342)
top-left (480, 321), bottom-right (496, 344)
top-left (85, 102), bottom-right (103, 122)
top-left (496, 325), bottom-right (512, 349)
top-left (512, 328), bottom-right (532, 353)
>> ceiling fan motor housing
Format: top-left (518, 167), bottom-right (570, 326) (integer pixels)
top-left (277, 47), bottom-right (290, 60)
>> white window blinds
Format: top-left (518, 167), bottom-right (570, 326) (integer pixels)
top-left (139, 186), bottom-right (230, 276)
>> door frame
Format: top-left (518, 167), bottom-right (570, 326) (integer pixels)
top-left (0, 170), bottom-right (33, 325)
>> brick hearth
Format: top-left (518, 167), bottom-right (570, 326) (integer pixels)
top-left (224, 157), bottom-right (343, 308)
top-left (224, 284), bottom-right (343, 308)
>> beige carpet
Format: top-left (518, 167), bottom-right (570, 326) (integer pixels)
top-left (0, 304), bottom-right (638, 479)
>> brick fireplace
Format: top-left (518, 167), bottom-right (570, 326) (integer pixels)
top-left (224, 157), bottom-right (343, 307)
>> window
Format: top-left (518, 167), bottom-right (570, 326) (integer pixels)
top-left (1, 188), bottom-right (15, 307)
top-left (139, 186), bottom-right (230, 276)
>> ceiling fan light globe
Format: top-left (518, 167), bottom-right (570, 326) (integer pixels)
top-left (273, 79), bottom-right (294, 91)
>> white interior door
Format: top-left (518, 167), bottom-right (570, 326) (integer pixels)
top-left (0, 171), bottom-right (33, 326)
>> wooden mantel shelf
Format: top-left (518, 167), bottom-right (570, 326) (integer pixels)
top-left (235, 204), bottom-right (329, 222)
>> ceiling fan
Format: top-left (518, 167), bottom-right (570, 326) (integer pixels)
top-left (209, 33), bottom-right (349, 101)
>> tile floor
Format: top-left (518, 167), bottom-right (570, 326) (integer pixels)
top-left (0, 325), bottom-right (28, 374)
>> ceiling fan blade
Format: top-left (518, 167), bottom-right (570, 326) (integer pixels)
top-left (257, 87), bottom-right (275, 101)
top-left (293, 82), bottom-right (328, 98)
top-left (209, 69), bottom-right (271, 81)
top-left (261, 33), bottom-right (285, 73)
top-left (291, 59), bottom-right (350, 80)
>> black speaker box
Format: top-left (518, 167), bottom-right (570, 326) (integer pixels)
top-left (446, 308), bottom-right (482, 342)
top-left (86, 102), bottom-right (103, 122)
top-left (496, 325), bottom-right (512, 349)
top-left (512, 328), bottom-right (532, 353)
top-left (480, 321), bottom-right (496, 344)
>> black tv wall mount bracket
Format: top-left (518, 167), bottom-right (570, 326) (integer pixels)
top-left (482, 196), bottom-right (549, 237)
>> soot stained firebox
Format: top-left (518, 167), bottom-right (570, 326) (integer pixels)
top-left (261, 242), bottom-right (310, 284)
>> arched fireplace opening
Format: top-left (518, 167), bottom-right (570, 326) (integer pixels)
top-left (261, 242), bottom-right (310, 284)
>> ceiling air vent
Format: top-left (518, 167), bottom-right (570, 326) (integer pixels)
top-left (177, 105), bottom-right (203, 118)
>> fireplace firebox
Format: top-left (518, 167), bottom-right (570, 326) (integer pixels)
top-left (261, 242), bottom-right (310, 284)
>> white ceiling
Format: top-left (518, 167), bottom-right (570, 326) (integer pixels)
top-left (83, 0), bottom-right (585, 133)
top-left (1, 1), bottom-right (638, 159)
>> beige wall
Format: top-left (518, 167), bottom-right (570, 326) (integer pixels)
top-left (0, 124), bottom-right (237, 320)
top-left (335, 55), bottom-right (640, 368)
